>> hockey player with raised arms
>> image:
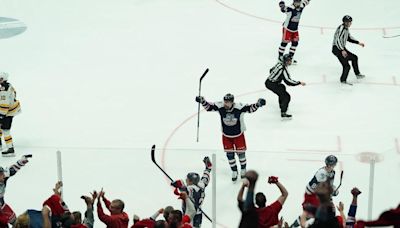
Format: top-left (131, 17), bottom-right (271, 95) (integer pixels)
top-left (278, 0), bottom-right (310, 62)
top-left (195, 94), bottom-right (266, 181)
top-left (171, 156), bottom-right (212, 228)
top-left (0, 155), bottom-right (31, 226)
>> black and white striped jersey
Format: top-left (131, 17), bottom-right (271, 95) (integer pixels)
top-left (266, 62), bottom-right (300, 86)
top-left (281, 0), bottom-right (310, 31)
top-left (332, 24), bottom-right (359, 51)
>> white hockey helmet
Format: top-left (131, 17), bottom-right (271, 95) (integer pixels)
top-left (0, 72), bottom-right (9, 81)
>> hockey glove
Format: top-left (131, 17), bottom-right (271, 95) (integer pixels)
top-left (268, 176), bottom-right (279, 184)
top-left (279, 1), bottom-right (285, 8)
top-left (195, 96), bottom-right (205, 103)
top-left (203, 156), bottom-right (212, 170)
top-left (171, 179), bottom-right (185, 188)
top-left (173, 187), bottom-right (180, 196)
top-left (257, 98), bottom-right (266, 107)
top-left (20, 155), bottom-right (31, 165)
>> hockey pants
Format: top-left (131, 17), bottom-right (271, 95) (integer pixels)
top-left (332, 46), bottom-right (360, 82)
top-left (265, 80), bottom-right (291, 113)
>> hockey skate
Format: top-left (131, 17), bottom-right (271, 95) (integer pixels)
top-left (341, 81), bottom-right (353, 86)
top-left (2, 147), bottom-right (15, 157)
top-left (240, 169), bottom-right (246, 179)
top-left (356, 73), bottom-right (365, 79)
top-left (281, 112), bottom-right (292, 120)
top-left (232, 170), bottom-right (238, 182)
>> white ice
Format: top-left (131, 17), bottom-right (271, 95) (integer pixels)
top-left (0, 0), bottom-right (399, 227)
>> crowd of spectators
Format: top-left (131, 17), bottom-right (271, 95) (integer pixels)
top-left (1, 155), bottom-right (399, 228)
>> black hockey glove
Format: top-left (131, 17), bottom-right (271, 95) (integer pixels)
top-left (257, 98), bottom-right (266, 107)
top-left (195, 96), bottom-right (205, 103)
top-left (203, 156), bottom-right (212, 170)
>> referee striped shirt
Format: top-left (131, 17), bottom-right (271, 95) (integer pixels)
top-left (267, 62), bottom-right (300, 86)
top-left (332, 24), bottom-right (359, 51)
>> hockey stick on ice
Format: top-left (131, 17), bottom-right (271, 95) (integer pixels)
top-left (196, 68), bottom-right (209, 142)
top-left (150, 145), bottom-right (213, 222)
top-left (383, 34), bottom-right (400, 38)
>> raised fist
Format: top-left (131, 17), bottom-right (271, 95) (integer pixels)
top-left (195, 96), bottom-right (205, 103)
top-left (203, 156), bottom-right (212, 169)
top-left (351, 187), bottom-right (362, 196)
top-left (171, 179), bottom-right (185, 188)
top-left (268, 176), bottom-right (279, 184)
top-left (257, 98), bottom-right (266, 107)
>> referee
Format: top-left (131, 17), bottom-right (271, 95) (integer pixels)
top-left (332, 15), bottom-right (365, 84)
top-left (265, 54), bottom-right (306, 119)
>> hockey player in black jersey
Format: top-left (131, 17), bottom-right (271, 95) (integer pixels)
top-left (278, 0), bottom-right (310, 62)
top-left (195, 94), bottom-right (266, 181)
top-left (332, 15), bottom-right (365, 84)
top-left (265, 54), bottom-right (305, 119)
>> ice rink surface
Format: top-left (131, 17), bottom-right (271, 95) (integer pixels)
top-left (0, 0), bottom-right (399, 227)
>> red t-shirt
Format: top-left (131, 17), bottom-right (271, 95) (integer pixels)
top-left (255, 200), bottom-right (282, 228)
top-left (131, 219), bottom-right (155, 228)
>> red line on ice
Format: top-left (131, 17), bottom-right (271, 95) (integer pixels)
top-left (214, 0), bottom-right (400, 31)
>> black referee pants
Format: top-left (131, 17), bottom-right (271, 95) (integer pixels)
top-left (332, 46), bottom-right (360, 82)
top-left (265, 80), bottom-right (290, 113)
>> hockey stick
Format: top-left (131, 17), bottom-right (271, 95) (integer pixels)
top-left (383, 34), bottom-right (400, 38)
top-left (57, 150), bottom-right (64, 199)
top-left (150, 145), bottom-right (213, 222)
top-left (151, 145), bottom-right (173, 182)
top-left (335, 170), bottom-right (344, 192)
top-left (196, 68), bottom-right (209, 142)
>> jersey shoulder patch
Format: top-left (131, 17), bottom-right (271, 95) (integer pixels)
top-left (233, 102), bottom-right (246, 109)
top-left (215, 101), bottom-right (224, 108)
